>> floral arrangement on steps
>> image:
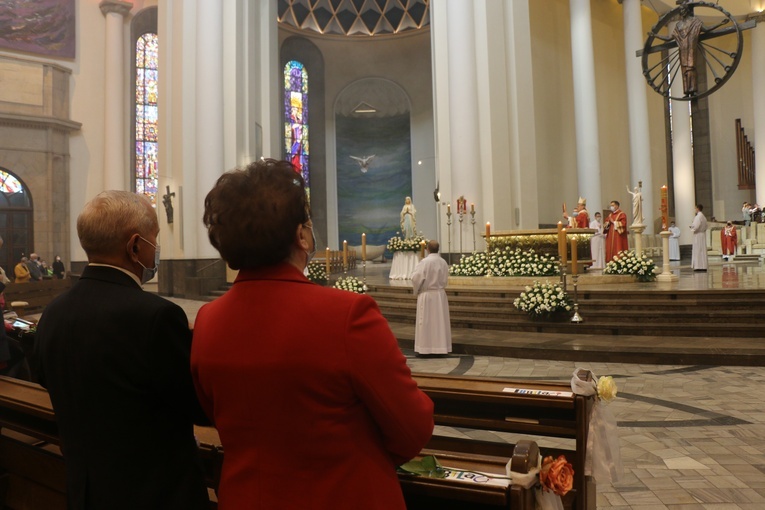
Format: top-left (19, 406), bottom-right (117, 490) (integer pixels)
top-left (333, 275), bottom-right (365, 294)
top-left (449, 247), bottom-right (560, 277)
top-left (513, 281), bottom-right (572, 320)
top-left (386, 233), bottom-right (428, 253)
top-left (603, 249), bottom-right (657, 282)
top-left (306, 260), bottom-right (327, 285)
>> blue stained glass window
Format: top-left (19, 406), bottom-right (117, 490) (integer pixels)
top-left (284, 60), bottom-right (309, 200)
top-left (135, 33), bottom-right (159, 206)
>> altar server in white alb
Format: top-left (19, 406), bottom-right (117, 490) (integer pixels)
top-left (690, 204), bottom-right (708, 271)
top-left (589, 211), bottom-right (605, 269)
top-left (411, 240), bottom-right (452, 355)
top-left (668, 221), bottom-right (681, 261)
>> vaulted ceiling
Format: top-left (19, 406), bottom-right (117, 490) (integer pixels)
top-left (277, 0), bottom-right (430, 37)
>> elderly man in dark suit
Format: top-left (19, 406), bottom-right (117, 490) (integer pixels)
top-left (33, 191), bottom-right (209, 510)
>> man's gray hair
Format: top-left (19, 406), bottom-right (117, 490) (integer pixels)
top-left (77, 191), bottom-right (157, 257)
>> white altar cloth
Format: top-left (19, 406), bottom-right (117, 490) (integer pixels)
top-left (389, 251), bottom-right (420, 280)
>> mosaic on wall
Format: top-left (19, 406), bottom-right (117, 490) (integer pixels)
top-left (0, 0), bottom-right (75, 58)
top-left (336, 113), bottom-right (411, 249)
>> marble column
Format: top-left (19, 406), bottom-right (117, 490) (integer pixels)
top-left (670, 52), bottom-right (695, 246)
top-left (622, 0), bottom-right (654, 233)
top-left (569, 0), bottom-right (602, 214)
top-left (195, 0), bottom-right (224, 258)
top-left (431, 1), bottom-right (483, 254)
top-left (753, 20), bottom-right (765, 206)
top-left (99, 1), bottom-right (132, 191)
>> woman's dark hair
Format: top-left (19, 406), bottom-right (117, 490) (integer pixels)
top-left (203, 159), bottom-right (309, 270)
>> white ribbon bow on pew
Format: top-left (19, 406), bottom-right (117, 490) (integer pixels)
top-left (506, 454), bottom-right (564, 510)
top-left (570, 369), bottom-right (623, 484)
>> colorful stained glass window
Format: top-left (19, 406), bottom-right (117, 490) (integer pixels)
top-left (0, 169), bottom-right (23, 194)
top-left (135, 33), bottom-right (159, 206)
top-left (284, 60), bottom-right (309, 199)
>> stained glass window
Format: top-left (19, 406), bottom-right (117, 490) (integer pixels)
top-left (0, 169), bottom-right (23, 194)
top-left (284, 60), bottom-right (309, 199)
top-left (136, 33), bottom-right (159, 206)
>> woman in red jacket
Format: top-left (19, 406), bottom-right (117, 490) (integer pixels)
top-left (192, 159), bottom-right (434, 509)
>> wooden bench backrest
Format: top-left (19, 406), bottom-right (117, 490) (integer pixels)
top-left (412, 373), bottom-right (594, 510)
top-left (3, 279), bottom-right (73, 314)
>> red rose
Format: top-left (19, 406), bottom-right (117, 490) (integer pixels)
top-left (539, 455), bottom-right (574, 496)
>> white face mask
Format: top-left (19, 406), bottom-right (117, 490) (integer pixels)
top-left (136, 236), bottom-right (160, 284)
top-left (609, 206), bottom-right (616, 212)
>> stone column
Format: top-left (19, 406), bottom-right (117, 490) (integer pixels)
top-left (195, 0), bottom-right (224, 258)
top-left (569, 0), bottom-right (602, 214)
top-left (670, 49), bottom-right (695, 246)
top-left (753, 20), bottom-right (765, 206)
top-left (622, 0), bottom-right (654, 233)
top-left (99, 1), bottom-right (132, 191)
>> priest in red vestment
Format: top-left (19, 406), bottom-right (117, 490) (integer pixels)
top-left (604, 200), bottom-right (629, 263)
top-left (562, 197), bottom-right (590, 228)
top-left (721, 221), bottom-right (737, 260)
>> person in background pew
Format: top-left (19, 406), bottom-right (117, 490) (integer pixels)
top-left (14, 256), bottom-right (31, 283)
top-left (33, 191), bottom-right (210, 510)
top-left (193, 159), bottom-right (434, 510)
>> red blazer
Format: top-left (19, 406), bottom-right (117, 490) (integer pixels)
top-left (191, 263), bottom-right (434, 509)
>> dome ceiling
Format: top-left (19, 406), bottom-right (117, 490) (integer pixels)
top-left (278, 0), bottom-right (430, 37)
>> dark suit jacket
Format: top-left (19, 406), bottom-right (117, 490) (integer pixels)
top-left (34, 265), bottom-right (209, 510)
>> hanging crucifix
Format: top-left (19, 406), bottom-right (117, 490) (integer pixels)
top-left (638, 1), bottom-right (757, 101)
top-left (162, 185), bottom-right (175, 224)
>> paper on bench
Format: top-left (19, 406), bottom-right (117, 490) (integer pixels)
top-left (439, 467), bottom-right (512, 488)
top-left (503, 387), bottom-right (573, 397)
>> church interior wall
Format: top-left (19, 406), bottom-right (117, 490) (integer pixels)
top-left (279, 29), bottom-right (435, 248)
top-left (707, 32), bottom-right (756, 222)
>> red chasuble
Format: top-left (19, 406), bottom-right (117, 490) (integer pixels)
top-left (721, 226), bottom-right (737, 256)
top-left (605, 209), bottom-right (628, 263)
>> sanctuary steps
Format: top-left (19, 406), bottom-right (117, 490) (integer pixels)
top-left (367, 284), bottom-right (765, 338)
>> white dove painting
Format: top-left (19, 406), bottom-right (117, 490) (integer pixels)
top-left (349, 155), bottom-right (375, 173)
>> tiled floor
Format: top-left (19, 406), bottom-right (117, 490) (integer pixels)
top-left (166, 257), bottom-right (765, 509)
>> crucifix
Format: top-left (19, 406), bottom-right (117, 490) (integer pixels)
top-left (639, 1), bottom-right (757, 101)
top-left (162, 185), bottom-right (175, 224)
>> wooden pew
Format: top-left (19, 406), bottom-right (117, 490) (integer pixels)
top-left (0, 375), bottom-right (544, 510)
top-left (411, 373), bottom-right (595, 510)
top-left (3, 279), bottom-right (74, 317)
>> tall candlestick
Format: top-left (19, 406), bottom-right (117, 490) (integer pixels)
top-left (361, 233), bottom-right (366, 261)
top-left (571, 238), bottom-right (578, 275)
top-left (343, 240), bottom-right (348, 268)
top-left (325, 247), bottom-right (330, 276)
top-left (485, 222), bottom-right (491, 239)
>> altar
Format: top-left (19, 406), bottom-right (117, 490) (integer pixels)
top-left (389, 251), bottom-right (420, 280)
top-left (488, 228), bottom-right (595, 266)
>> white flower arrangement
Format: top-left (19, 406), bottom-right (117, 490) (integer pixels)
top-left (386, 233), bottom-right (428, 253)
top-left (306, 260), bottom-right (327, 285)
top-left (513, 281), bottom-right (572, 319)
top-left (333, 275), bottom-right (366, 294)
top-left (603, 250), bottom-right (656, 282)
top-left (449, 247), bottom-right (560, 277)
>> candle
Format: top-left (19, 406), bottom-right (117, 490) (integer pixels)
top-left (660, 185), bottom-right (669, 231)
top-left (420, 240), bottom-right (426, 258)
top-left (557, 221), bottom-right (563, 234)
top-left (325, 247), bottom-right (330, 276)
top-left (561, 229), bottom-right (567, 264)
top-left (571, 238), bottom-right (578, 275)
top-left (557, 228), bottom-right (565, 260)
top-left (447, 203), bottom-right (451, 214)
top-left (361, 233), bottom-right (367, 261)
top-left (470, 203), bottom-right (475, 213)
top-left (343, 240), bottom-right (348, 268)
top-left (485, 222), bottom-right (491, 239)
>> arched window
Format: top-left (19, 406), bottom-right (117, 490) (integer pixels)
top-left (0, 167), bottom-right (33, 275)
top-left (284, 60), bottom-right (309, 198)
top-left (135, 32), bottom-right (159, 206)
